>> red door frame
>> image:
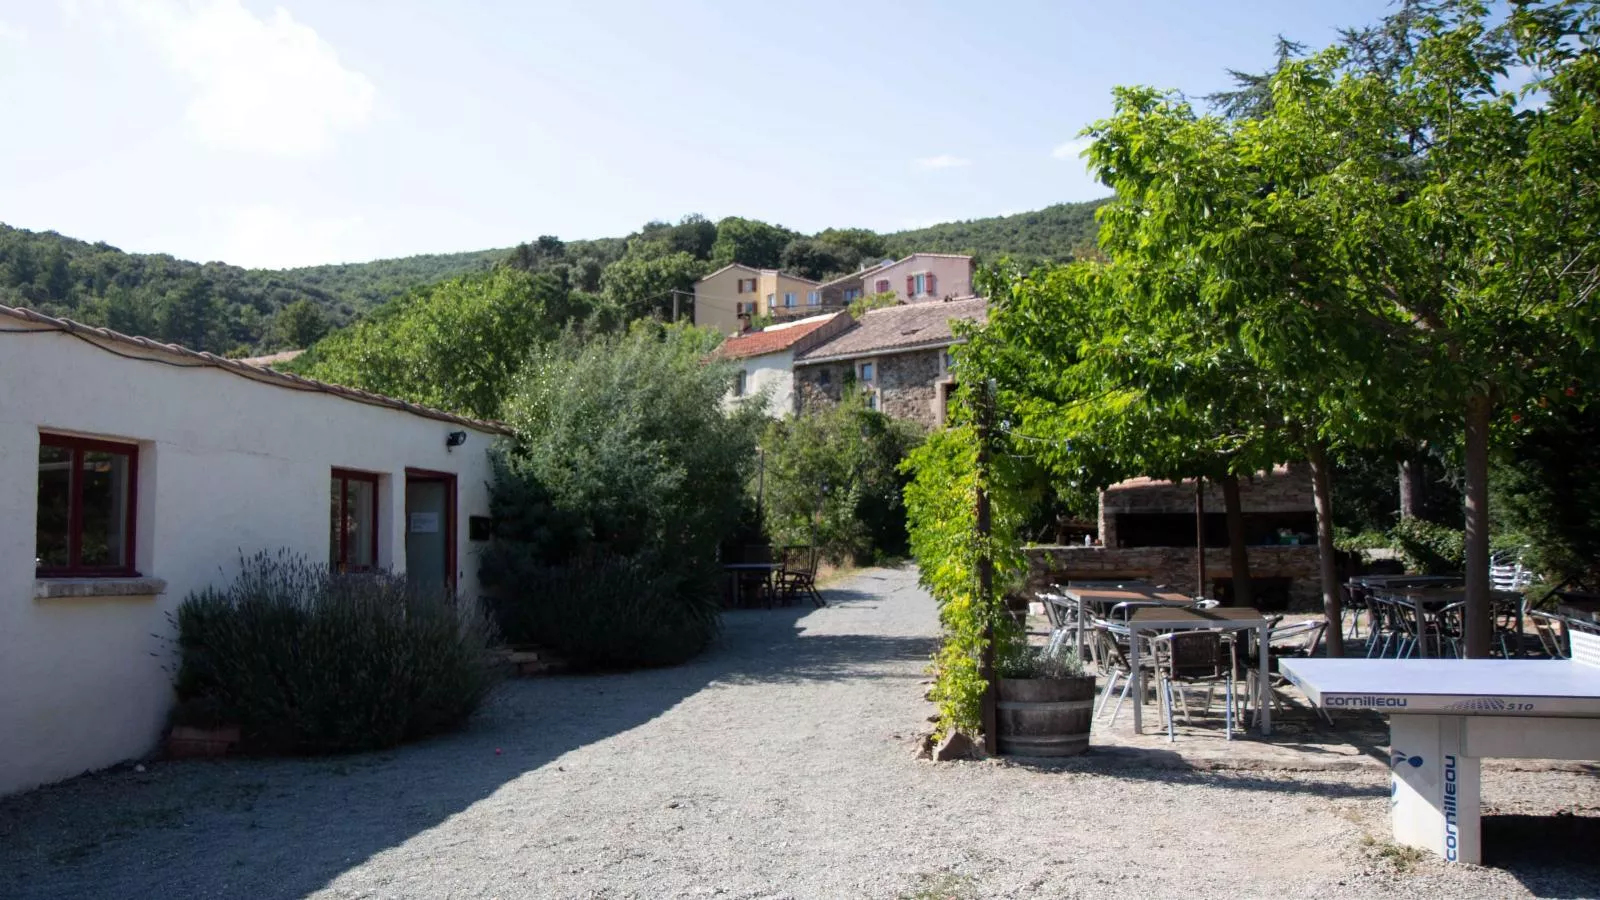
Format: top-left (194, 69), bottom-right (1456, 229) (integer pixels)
top-left (404, 468), bottom-right (457, 591)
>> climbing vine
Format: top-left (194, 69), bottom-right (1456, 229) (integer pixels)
top-left (902, 419), bottom-right (1028, 737)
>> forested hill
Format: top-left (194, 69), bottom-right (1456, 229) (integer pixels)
top-left (0, 196), bottom-right (1106, 357)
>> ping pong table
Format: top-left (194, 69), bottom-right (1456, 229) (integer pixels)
top-left (1280, 630), bottom-right (1600, 865)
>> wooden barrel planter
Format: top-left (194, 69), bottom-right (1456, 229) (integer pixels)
top-left (996, 675), bottom-right (1096, 757)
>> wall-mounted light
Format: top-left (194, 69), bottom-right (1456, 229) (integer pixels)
top-left (446, 431), bottom-right (467, 451)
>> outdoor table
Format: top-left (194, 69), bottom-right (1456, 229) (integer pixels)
top-left (1348, 574), bottom-right (1463, 589)
top-left (1060, 583), bottom-right (1192, 664)
top-left (1386, 588), bottom-right (1527, 658)
top-left (1124, 607), bottom-right (1274, 737)
top-left (1281, 632), bottom-right (1600, 865)
top-left (723, 563), bottom-right (781, 608)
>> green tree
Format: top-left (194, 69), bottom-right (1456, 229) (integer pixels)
top-left (710, 217), bottom-right (796, 269)
top-left (271, 298), bottom-right (329, 349)
top-left (760, 392), bottom-right (923, 564)
top-left (295, 268), bottom-right (575, 419)
top-left (599, 250), bottom-right (705, 321)
top-left (159, 277), bottom-right (221, 351)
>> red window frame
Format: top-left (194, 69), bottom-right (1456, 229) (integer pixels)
top-left (875, 279), bottom-right (890, 294)
top-left (331, 468), bottom-right (380, 573)
top-left (36, 434), bottom-right (140, 578)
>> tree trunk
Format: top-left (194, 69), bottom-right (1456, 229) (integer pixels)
top-left (1195, 480), bottom-right (1207, 599)
top-left (1222, 474), bottom-right (1254, 609)
top-left (1307, 442), bottom-right (1346, 657)
top-left (1463, 392), bottom-right (1492, 659)
top-left (1398, 454), bottom-right (1425, 520)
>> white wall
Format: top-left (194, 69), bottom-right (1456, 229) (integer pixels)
top-left (0, 328), bottom-right (500, 795)
top-left (725, 349), bottom-right (797, 417)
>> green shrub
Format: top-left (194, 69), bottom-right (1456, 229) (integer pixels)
top-left (760, 391), bottom-right (923, 564)
top-left (480, 322), bottom-right (763, 668)
top-left (487, 555), bottom-right (719, 669)
top-left (172, 552), bottom-right (502, 754)
top-left (1387, 518), bottom-right (1465, 575)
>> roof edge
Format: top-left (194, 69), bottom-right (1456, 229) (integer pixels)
top-left (0, 305), bottom-right (513, 435)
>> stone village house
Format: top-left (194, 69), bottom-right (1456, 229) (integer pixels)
top-left (793, 296), bottom-right (987, 429)
top-left (0, 305), bottom-right (503, 796)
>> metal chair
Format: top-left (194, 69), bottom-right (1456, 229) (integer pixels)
top-left (1529, 608), bottom-right (1570, 659)
top-left (1149, 630), bottom-right (1237, 741)
top-left (1092, 621), bottom-right (1158, 728)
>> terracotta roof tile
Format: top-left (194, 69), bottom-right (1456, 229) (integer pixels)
top-left (796, 297), bottom-right (986, 363)
top-left (711, 312), bottom-right (847, 360)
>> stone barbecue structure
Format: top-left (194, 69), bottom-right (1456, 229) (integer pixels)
top-left (1028, 465), bottom-right (1325, 611)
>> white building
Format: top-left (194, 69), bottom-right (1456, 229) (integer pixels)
top-left (0, 305), bottom-right (505, 796)
top-left (712, 311), bottom-right (852, 417)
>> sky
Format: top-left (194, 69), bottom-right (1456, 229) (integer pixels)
top-left (0, 0), bottom-right (1395, 269)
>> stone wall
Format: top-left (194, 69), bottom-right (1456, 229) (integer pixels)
top-left (1098, 464), bottom-right (1315, 547)
top-left (1022, 544), bottom-right (1325, 611)
top-left (794, 347), bottom-right (950, 429)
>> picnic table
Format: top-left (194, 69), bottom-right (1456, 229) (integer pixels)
top-left (1125, 606), bottom-right (1276, 737)
top-left (1281, 631), bottom-right (1600, 865)
top-left (1055, 583), bottom-right (1192, 662)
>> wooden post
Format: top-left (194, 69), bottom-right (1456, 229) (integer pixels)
top-left (976, 391), bottom-right (998, 754)
top-left (1195, 479), bottom-right (1207, 599)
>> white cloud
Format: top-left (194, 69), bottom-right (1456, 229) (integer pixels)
top-left (0, 20), bottom-right (27, 44)
top-left (1052, 138), bottom-right (1092, 161)
top-left (208, 204), bottom-right (376, 268)
top-left (106, 0), bottom-right (376, 157)
top-left (913, 154), bottom-right (971, 171)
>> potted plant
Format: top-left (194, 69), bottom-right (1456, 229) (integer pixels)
top-left (994, 639), bottom-right (1096, 757)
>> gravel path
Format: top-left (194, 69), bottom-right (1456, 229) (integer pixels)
top-left (3, 566), bottom-right (1597, 899)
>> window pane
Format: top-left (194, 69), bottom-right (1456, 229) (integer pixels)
top-left (346, 478), bottom-right (377, 570)
top-left (78, 450), bottom-right (131, 567)
top-left (36, 445), bottom-right (72, 568)
top-left (330, 478), bottom-right (343, 566)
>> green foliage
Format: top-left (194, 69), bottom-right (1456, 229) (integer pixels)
top-left (760, 393), bottom-right (923, 565)
top-left (884, 200), bottom-right (1108, 269)
top-left (479, 322), bottom-right (764, 668)
top-left (1491, 400), bottom-right (1600, 584)
top-left (710, 217), bottom-right (798, 269)
top-left (846, 290), bottom-right (899, 319)
top-left (995, 639), bottom-right (1085, 680)
top-left (599, 250), bottom-right (706, 320)
top-left (902, 422), bottom-right (1027, 737)
top-left (270, 298), bottom-right (329, 349)
top-left (292, 268), bottom-right (584, 419)
top-left (0, 222), bottom-right (504, 353)
top-left (487, 555), bottom-right (719, 669)
top-left (1388, 518), bottom-right (1466, 575)
top-left (171, 551), bottom-right (501, 754)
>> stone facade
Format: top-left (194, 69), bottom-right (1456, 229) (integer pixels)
top-left (1099, 464), bottom-right (1315, 548)
top-left (794, 347), bottom-right (952, 429)
top-left (1023, 544), bottom-right (1325, 611)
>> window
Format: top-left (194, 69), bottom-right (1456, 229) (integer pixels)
top-left (743, 277), bottom-right (757, 292)
top-left (330, 469), bottom-right (379, 573)
top-left (875, 279), bottom-right (890, 294)
top-left (819, 369), bottom-right (831, 387)
top-left (941, 349), bottom-right (955, 374)
top-left (866, 391), bottom-right (879, 411)
top-left (36, 434), bottom-right (138, 576)
top-left (844, 288), bottom-right (862, 303)
top-left (734, 369), bottom-right (748, 397)
top-left (784, 292), bottom-right (797, 308)
top-left (927, 272), bottom-right (938, 296)
top-left (939, 381), bottom-right (958, 425)
top-left (807, 291), bottom-right (821, 306)
top-left (914, 273), bottom-right (926, 296)
top-left (766, 293), bottom-right (775, 311)
top-left (858, 361), bottom-right (875, 382)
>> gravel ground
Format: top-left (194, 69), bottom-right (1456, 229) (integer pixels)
top-left (2, 565), bottom-right (1598, 899)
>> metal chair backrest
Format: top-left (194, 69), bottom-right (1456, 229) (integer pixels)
top-left (1164, 631), bottom-right (1227, 679)
top-left (1108, 600), bottom-right (1162, 622)
top-left (1268, 620), bottom-right (1327, 658)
